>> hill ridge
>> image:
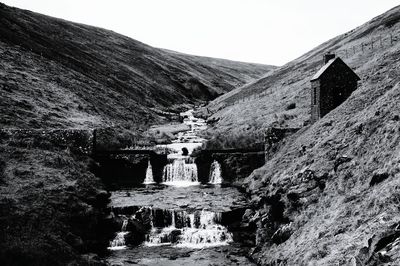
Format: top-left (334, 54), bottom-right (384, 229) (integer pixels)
top-left (0, 2), bottom-right (274, 130)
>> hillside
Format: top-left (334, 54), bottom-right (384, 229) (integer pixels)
top-left (0, 3), bottom-right (276, 265)
top-left (205, 5), bottom-right (400, 136)
top-left (202, 5), bottom-right (400, 265)
top-left (0, 3), bottom-right (274, 130)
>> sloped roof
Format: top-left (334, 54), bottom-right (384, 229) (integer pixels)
top-left (311, 57), bottom-right (360, 81)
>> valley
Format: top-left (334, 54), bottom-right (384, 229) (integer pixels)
top-left (1, 2), bottom-right (400, 266)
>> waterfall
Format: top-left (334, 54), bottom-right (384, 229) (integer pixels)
top-left (108, 216), bottom-right (129, 250)
top-left (143, 160), bottom-right (155, 184)
top-left (162, 159), bottom-right (199, 187)
top-left (176, 210), bottom-right (229, 249)
top-left (121, 219), bottom-right (128, 231)
top-left (145, 209), bottom-right (232, 248)
top-left (209, 160), bottom-right (223, 184)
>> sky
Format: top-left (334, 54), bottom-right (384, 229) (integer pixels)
top-left (2, 0), bottom-right (399, 66)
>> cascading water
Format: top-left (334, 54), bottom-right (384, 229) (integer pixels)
top-left (143, 160), bottom-right (155, 184)
top-left (209, 160), bottom-right (223, 184)
top-left (154, 109), bottom-right (206, 187)
top-left (108, 217), bottom-right (129, 250)
top-left (144, 209), bottom-right (232, 248)
top-left (106, 109), bottom-right (254, 265)
top-left (162, 158), bottom-right (199, 187)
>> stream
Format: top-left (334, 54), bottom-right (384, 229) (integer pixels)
top-left (105, 110), bottom-right (255, 266)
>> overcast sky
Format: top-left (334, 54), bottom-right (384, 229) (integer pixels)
top-left (2, 0), bottom-right (399, 65)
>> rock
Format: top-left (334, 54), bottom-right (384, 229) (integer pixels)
top-left (170, 229), bottom-right (182, 243)
top-left (206, 117), bottom-right (220, 124)
top-left (370, 172), bottom-right (390, 186)
top-left (271, 223), bottom-right (293, 245)
top-left (95, 189), bottom-right (110, 206)
top-left (81, 253), bottom-right (106, 266)
top-left (297, 169), bottom-right (316, 182)
top-left (286, 103), bottom-right (296, 110)
top-left (249, 246), bottom-right (261, 256)
top-left (125, 219), bottom-right (147, 245)
top-left (65, 232), bottom-right (84, 251)
top-left (133, 208), bottom-right (152, 230)
top-left (180, 251), bottom-right (191, 258)
top-left (334, 155), bottom-right (352, 171)
top-left (124, 259), bottom-right (139, 264)
top-left (181, 147), bottom-right (189, 156)
top-left (230, 258), bottom-right (239, 263)
top-left (354, 224), bottom-right (400, 265)
top-left (242, 208), bottom-right (255, 222)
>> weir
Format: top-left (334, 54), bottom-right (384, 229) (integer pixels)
top-left (143, 160), bottom-right (155, 184)
top-left (146, 209), bottom-right (231, 248)
top-left (105, 109), bottom-right (254, 265)
top-left (162, 158), bottom-right (199, 186)
top-left (109, 218), bottom-right (129, 250)
top-left (209, 160), bottom-right (222, 184)
top-left (108, 207), bottom-right (241, 250)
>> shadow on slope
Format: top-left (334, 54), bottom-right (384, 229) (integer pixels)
top-left (0, 3), bottom-right (274, 130)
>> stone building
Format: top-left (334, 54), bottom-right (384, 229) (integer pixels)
top-left (310, 54), bottom-right (360, 123)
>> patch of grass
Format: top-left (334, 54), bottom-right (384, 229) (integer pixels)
top-left (199, 129), bottom-right (264, 150)
top-left (0, 133), bottom-right (110, 265)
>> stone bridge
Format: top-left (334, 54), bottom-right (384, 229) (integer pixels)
top-left (92, 149), bottom-right (168, 188)
top-left (195, 148), bottom-right (265, 183)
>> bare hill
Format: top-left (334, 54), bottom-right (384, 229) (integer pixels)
top-left (203, 5), bottom-right (400, 265)
top-left (0, 3), bottom-right (274, 130)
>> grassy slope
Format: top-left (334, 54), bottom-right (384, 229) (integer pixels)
top-left (203, 6), bottom-right (400, 265)
top-left (206, 5), bottom-right (400, 134)
top-left (0, 130), bottom-right (111, 265)
top-left (0, 3), bottom-right (273, 265)
top-left (0, 3), bottom-right (274, 130)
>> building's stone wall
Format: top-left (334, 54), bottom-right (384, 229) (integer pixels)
top-left (310, 58), bottom-right (359, 123)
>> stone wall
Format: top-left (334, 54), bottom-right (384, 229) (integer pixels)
top-left (0, 129), bottom-right (93, 154)
top-left (92, 152), bottom-right (168, 189)
top-left (0, 129), bottom-right (168, 189)
top-left (195, 151), bottom-right (265, 183)
top-left (212, 152), bottom-right (265, 183)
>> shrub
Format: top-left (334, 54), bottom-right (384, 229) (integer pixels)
top-left (286, 102), bottom-right (296, 110)
top-left (200, 129), bottom-right (264, 150)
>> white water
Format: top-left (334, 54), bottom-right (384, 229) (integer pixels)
top-left (108, 218), bottom-right (129, 250)
top-left (209, 160), bottom-right (223, 184)
top-left (162, 159), bottom-right (199, 187)
top-left (109, 109), bottom-right (234, 253)
top-left (145, 209), bottom-right (232, 248)
top-left (155, 109), bottom-right (208, 187)
top-left (157, 109), bottom-right (206, 156)
top-left (143, 160), bottom-right (155, 184)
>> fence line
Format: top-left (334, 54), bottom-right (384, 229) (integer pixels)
top-left (228, 31), bottom-right (399, 107)
top-left (335, 32), bottom-right (398, 59)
